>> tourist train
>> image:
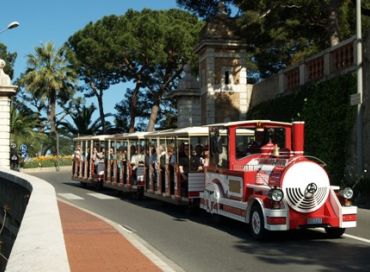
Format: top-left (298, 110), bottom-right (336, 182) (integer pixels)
top-left (72, 120), bottom-right (357, 240)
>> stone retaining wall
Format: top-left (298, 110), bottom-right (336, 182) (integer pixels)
top-left (0, 168), bottom-right (70, 272)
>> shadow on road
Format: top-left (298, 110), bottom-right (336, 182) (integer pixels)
top-left (58, 177), bottom-right (370, 272)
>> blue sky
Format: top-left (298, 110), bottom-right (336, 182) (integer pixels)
top-left (1, 0), bottom-right (179, 120)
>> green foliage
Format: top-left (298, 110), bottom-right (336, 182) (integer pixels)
top-left (248, 74), bottom-right (356, 183)
top-left (0, 43), bottom-right (17, 78)
top-left (177, 0), bottom-right (363, 76)
top-left (59, 98), bottom-right (112, 137)
top-left (19, 42), bottom-right (77, 155)
top-left (353, 177), bottom-right (370, 205)
top-left (66, 9), bottom-right (202, 132)
top-left (10, 101), bottom-right (42, 149)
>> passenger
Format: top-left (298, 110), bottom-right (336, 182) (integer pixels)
top-left (203, 148), bottom-right (209, 168)
top-left (117, 147), bottom-right (128, 183)
top-left (116, 148), bottom-right (124, 182)
top-left (96, 148), bottom-right (105, 176)
top-left (179, 142), bottom-right (190, 197)
top-left (109, 148), bottom-right (116, 180)
top-left (130, 145), bottom-right (145, 184)
top-left (149, 146), bottom-right (158, 190)
top-left (10, 145), bottom-right (19, 171)
top-left (131, 146), bottom-right (145, 167)
top-left (91, 147), bottom-right (98, 174)
top-left (85, 147), bottom-right (91, 178)
top-left (167, 145), bottom-right (176, 194)
top-left (158, 145), bottom-right (166, 193)
top-left (191, 144), bottom-right (204, 172)
top-left (73, 144), bottom-right (81, 175)
top-left (246, 129), bottom-right (264, 155)
top-left (109, 148), bottom-right (116, 160)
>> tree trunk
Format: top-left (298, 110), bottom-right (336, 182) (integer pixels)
top-left (48, 93), bottom-right (59, 156)
top-left (145, 68), bottom-right (183, 132)
top-left (147, 99), bottom-right (160, 132)
top-left (129, 83), bottom-right (141, 133)
top-left (97, 90), bottom-right (105, 133)
top-left (89, 82), bottom-right (105, 134)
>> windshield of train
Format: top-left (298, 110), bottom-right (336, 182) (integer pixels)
top-left (235, 126), bottom-right (286, 159)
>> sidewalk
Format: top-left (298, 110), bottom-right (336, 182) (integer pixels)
top-left (58, 200), bottom-right (162, 272)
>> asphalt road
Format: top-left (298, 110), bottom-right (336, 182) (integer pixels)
top-left (31, 169), bottom-right (370, 272)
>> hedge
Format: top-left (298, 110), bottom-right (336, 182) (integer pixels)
top-left (247, 74), bottom-right (356, 185)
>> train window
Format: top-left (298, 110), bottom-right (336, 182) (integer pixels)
top-left (272, 128), bottom-right (286, 148)
top-left (236, 127), bottom-right (286, 158)
top-left (235, 127), bottom-right (255, 159)
top-left (210, 127), bottom-right (228, 168)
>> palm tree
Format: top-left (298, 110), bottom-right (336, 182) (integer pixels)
top-left (10, 103), bottom-right (47, 157)
top-left (19, 42), bottom-right (76, 156)
top-left (60, 103), bottom-right (110, 136)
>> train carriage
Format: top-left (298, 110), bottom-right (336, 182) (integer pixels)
top-left (144, 126), bottom-right (209, 205)
top-left (72, 134), bottom-right (111, 188)
top-left (102, 132), bottom-right (148, 194)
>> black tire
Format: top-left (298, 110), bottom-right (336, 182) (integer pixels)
top-left (95, 180), bottom-right (103, 190)
top-left (80, 182), bottom-right (87, 188)
top-left (136, 188), bottom-right (144, 200)
top-left (250, 205), bottom-right (269, 240)
top-left (325, 227), bottom-right (345, 238)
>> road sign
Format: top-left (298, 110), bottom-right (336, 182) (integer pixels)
top-left (350, 93), bottom-right (362, 106)
top-left (20, 144), bottom-right (28, 158)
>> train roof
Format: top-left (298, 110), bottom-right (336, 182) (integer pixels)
top-left (123, 131), bottom-right (149, 139)
top-left (206, 120), bottom-right (295, 128)
top-left (74, 134), bottom-right (112, 141)
top-left (146, 126), bottom-right (209, 138)
top-left (102, 131), bottom-right (150, 140)
top-left (145, 128), bottom-right (176, 138)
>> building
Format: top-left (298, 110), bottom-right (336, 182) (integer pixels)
top-left (172, 4), bottom-right (251, 127)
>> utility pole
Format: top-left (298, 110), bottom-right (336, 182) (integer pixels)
top-left (356, 0), bottom-right (364, 176)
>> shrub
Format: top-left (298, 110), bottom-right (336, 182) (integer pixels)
top-left (21, 155), bottom-right (73, 169)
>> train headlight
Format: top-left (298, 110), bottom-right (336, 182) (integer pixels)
top-left (340, 187), bottom-right (354, 199)
top-left (269, 188), bottom-right (284, 202)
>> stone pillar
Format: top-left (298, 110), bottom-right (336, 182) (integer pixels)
top-left (0, 59), bottom-right (17, 169)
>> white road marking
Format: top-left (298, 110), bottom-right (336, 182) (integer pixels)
top-left (87, 192), bottom-right (118, 200)
top-left (58, 193), bottom-right (84, 200)
top-left (343, 233), bottom-right (370, 244)
top-left (317, 228), bottom-right (370, 245)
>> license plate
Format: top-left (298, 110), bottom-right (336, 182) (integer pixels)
top-left (307, 217), bottom-right (322, 224)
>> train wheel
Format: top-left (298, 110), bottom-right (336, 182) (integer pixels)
top-left (135, 188), bottom-right (144, 200)
top-left (250, 205), bottom-right (268, 240)
top-left (95, 180), bottom-right (103, 190)
top-left (325, 227), bottom-right (345, 238)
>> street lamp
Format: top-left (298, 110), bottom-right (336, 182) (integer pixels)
top-left (0, 21), bottom-right (20, 34)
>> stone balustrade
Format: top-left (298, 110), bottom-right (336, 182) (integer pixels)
top-left (250, 35), bottom-right (357, 107)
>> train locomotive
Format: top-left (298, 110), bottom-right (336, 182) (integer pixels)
top-left (72, 120), bottom-right (357, 240)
